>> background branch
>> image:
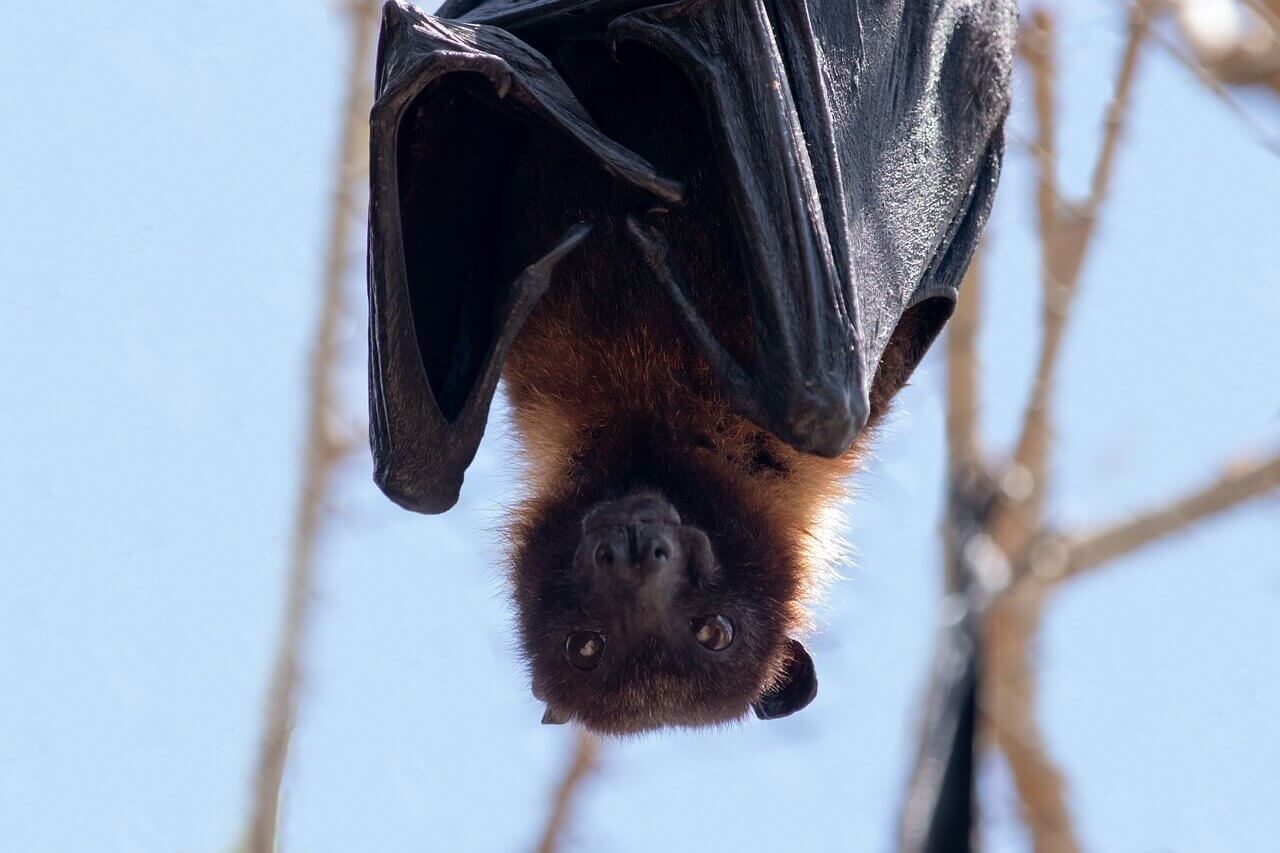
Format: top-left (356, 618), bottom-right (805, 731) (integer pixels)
top-left (243, 3), bottom-right (379, 851)
top-left (991, 2), bottom-right (1150, 561)
top-left (978, 5), bottom-right (1151, 848)
top-left (982, 583), bottom-right (1080, 853)
top-left (536, 732), bottom-right (601, 853)
top-left (946, 257), bottom-right (984, 479)
top-left (1175, 0), bottom-right (1280, 96)
top-left (1154, 20), bottom-right (1280, 155)
top-left (1060, 453), bottom-right (1280, 579)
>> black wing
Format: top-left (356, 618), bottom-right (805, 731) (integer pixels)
top-left (367, 1), bottom-right (681, 513)
top-left (610, 0), bottom-right (1015, 455)
top-left (368, 0), bottom-right (1014, 509)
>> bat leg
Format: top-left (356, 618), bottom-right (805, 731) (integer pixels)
top-left (624, 215), bottom-right (769, 426)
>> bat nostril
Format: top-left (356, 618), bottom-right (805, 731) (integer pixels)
top-left (595, 543), bottom-right (616, 568)
top-left (635, 531), bottom-right (678, 576)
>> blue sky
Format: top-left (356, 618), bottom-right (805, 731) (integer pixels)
top-left (1, 1), bottom-right (1277, 851)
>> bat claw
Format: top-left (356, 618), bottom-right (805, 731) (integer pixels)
top-left (493, 68), bottom-right (513, 99)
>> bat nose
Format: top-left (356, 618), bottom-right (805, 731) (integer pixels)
top-left (589, 522), bottom-right (679, 581)
top-left (580, 493), bottom-right (687, 597)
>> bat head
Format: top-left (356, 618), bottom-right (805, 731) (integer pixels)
top-left (511, 447), bottom-right (818, 734)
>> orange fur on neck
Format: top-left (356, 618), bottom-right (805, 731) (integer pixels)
top-left (501, 266), bottom-right (869, 621)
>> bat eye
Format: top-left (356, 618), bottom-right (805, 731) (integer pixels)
top-left (565, 630), bottom-right (606, 670)
top-left (692, 615), bottom-right (734, 651)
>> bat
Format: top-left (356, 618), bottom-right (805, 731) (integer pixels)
top-left (366, 0), bottom-right (1015, 732)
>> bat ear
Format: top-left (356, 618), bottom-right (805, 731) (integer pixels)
top-left (752, 639), bottom-right (817, 721)
top-left (542, 705), bottom-right (571, 726)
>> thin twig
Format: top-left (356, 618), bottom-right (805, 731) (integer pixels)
top-left (982, 583), bottom-right (1080, 853)
top-left (1243, 0), bottom-right (1280, 31)
top-left (1174, 0), bottom-right (1280, 93)
top-left (1154, 21), bottom-right (1280, 154)
top-left (991, 1), bottom-right (1150, 561)
top-left (946, 257), bottom-right (984, 478)
top-left (1060, 453), bottom-right (1280, 579)
top-left (990, 7), bottom-right (1061, 562)
top-left (1084, 1), bottom-right (1150, 218)
top-left (535, 731), bottom-right (601, 853)
top-left (976, 6), bottom-right (1151, 847)
top-left (243, 3), bottom-right (379, 851)
top-left (1023, 9), bottom-right (1060, 259)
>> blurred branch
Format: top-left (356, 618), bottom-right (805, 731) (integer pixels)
top-left (1154, 18), bottom-right (1280, 155)
top-left (243, 2), bottom-right (379, 851)
top-left (1175, 0), bottom-right (1280, 95)
top-left (1024, 9), bottom-right (1060, 254)
top-left (946, 257), bottom-right (984, 478)
top-left (982, 584), bottom-right (1080, 853)
top-left (535, 731), bottom-right (600, 853)
top-left (979, 5), bottom-right (1149, 848)
top-left (1086, 2), bottom-right (1149, 217)
top-left (991, 2), bottom-right (1150, 561)
top-left (908, 3), bottom-right (1276, 851)
top-left (1059, 453), bottom-right (1280, 579)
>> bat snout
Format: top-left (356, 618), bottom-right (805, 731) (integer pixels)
top-left (575, 493), bottom-right (704, 621)
top-left (588, 524), bottom-right (678, 576)
top-left (580, 516), bottom-right (683, 593)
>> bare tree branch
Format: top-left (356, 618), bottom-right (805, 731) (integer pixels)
top-left (1059, 453), bottom-right (1280, 579)
top-left (1023, 9), bottom-right (1061, 254)
top-left (1085, 1), bottom-right (1151, 218)
top-left (1175, 0), bottom-right (1280, 95)
top-left (912, 4), bottom-right (1276, 851)
top-left (536, 731), bottom-right (601, 853)
top-left (1246, 0), bottom-right (1280, 29)
top-left (946, 256), bottom-right (985, 478)
top-left (982, 583), bottom-right (1080, 853)
top-left (1156, 17), bottom-right (1280, 155)
top-left (968, 7), bottom-right (1152, 847)
top-left (995, 7), bottom-right (1065, 561)
top-left (243, 3), bottom-right (379, 851)
top-left (991, 2), bottom-right (1150, 561)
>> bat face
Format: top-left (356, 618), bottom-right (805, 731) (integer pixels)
top-left (510, 442), bottom-right (819, 733)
